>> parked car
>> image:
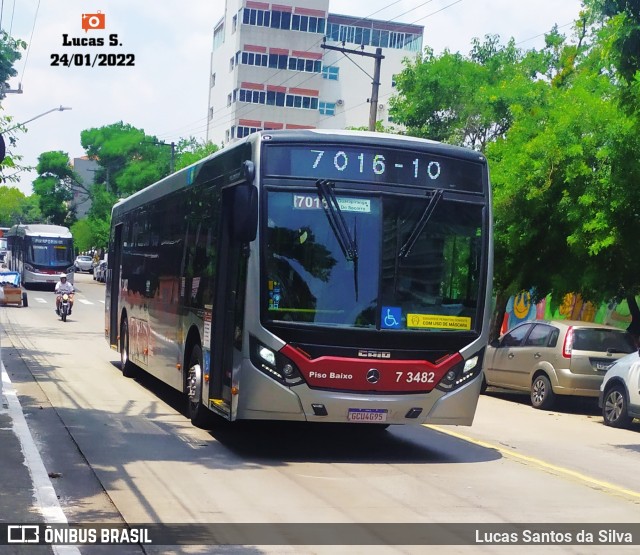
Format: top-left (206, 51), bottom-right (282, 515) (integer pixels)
top-left (93, 260), bottom-right (107, 282)
top-left (483, 319), bottom-right (637, 409)
top-left (600, 350), bottom-right (640, 428)
top-left (74, 255), bottom-right (94, 273)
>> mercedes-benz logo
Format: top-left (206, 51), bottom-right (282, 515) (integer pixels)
top-left (366, 368), bottom-right (380, 384)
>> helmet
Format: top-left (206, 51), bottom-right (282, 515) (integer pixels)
top-left (59, 273), bottom-right (67, 279)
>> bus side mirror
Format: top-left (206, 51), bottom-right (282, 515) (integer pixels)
top-left (231, 184), bottom-right (258, 243)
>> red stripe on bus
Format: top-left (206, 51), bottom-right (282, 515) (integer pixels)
top-left (281, 345), bottom-right (461, 393)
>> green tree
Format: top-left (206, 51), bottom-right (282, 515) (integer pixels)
top-left (80, 122), bottom-right (170, 196)
top-left (0, 30), bottom-right (25, 100)
top-left (0, 186), bottom-right (41, 226)
top-left (390, 36), bottom-right (535, 150)
top-left (174, 137), bottom-right (219, 170)
top-left (1, 31), bottom-right (28, 180)
top-left (32, 151), bottom-right (80, 226)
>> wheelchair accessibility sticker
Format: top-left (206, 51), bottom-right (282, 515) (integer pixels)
top-left (381, 306), bottom-right (402, 329)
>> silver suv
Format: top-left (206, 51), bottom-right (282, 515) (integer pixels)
top-left (483, 320), bottom-right (637, 409)
top-left (600, 350), bottom-right (640, 428)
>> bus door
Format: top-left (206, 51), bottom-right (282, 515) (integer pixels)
top-left (209, 178), bottom-right (256, 419)
top-left (107, 223), bottom-right (123, 348)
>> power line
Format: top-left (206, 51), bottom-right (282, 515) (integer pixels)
top-left (18, 0), bottom-right (40, 89)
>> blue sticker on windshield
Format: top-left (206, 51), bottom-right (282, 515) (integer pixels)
top-left (381, 306), bottom-right (402, 329)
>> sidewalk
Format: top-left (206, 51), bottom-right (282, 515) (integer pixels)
top-left (1, 318), bottom-right (57, 553)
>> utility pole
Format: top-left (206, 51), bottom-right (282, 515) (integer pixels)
top-left (155, 140), bottom-right (176, 173)
top-left (320, 41), bottom-right (385, 131)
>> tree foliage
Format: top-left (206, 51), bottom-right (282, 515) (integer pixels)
top-left (80, 122), bottom-right (170, 196)
top-left (0, 185), bottom-right (41, 226)
top-left (389, 10), bottom-right (640, 336)
top-left (174, 137), bottom-right (219, 170)
top-left (32, 151), bottom-right (80, 226)
top-left (0, 30), bottom-right (25, 100)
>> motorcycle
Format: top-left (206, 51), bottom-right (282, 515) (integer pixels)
top-left (58, 293), bottom-right (71, 322)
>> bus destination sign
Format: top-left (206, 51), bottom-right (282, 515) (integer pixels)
top-left (263, 145), bottom-right (484, 192)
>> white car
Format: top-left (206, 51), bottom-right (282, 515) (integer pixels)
top-left (74, 255), bottom-right (94, 273)
top-left (599, 350), bottom-right (640, 428)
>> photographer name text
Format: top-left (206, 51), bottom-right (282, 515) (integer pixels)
top-left (51, 33), bottom-right (135, 67)
top-left (476, 529), bottom-right (633, 544)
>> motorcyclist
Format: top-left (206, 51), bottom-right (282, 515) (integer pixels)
top-left (55, 273), bottom-right (74, 315)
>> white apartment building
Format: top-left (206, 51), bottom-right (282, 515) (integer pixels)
top-left (206, 0), bottom-right (423, 146)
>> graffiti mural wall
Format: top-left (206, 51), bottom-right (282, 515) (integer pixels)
top-left (501, 291), bottom-right (637, 334)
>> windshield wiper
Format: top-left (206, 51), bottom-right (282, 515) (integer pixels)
top-left (398, 189), bottom-right (443, 259)
top-left (316, 179), bottom-right (359, 300)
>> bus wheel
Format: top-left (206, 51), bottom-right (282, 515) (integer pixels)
top-left (186, 344), bottom-right (211, 429)
top-left (120, 319), bottom-right (137, 378)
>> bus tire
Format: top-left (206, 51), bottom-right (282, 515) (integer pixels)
top-left (120, 319), bottom-right (137, 378)
top-left (186, 344), bottom-right (211, 429)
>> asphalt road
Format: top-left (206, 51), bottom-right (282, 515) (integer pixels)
top-left (2, 272), bottom-right (640, 554)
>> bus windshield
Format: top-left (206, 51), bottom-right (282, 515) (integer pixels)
top-left (28, 239), bottom-right (73, 266)
top-left (265, 190), bottom-right (484, 332)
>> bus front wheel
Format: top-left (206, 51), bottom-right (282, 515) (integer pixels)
top-left (186, 344), bottom-right (211, 429)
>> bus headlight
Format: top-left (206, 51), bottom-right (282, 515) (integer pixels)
top-left (436, 349), bottom-right (484, 392)
top-left (250, 336), bottom-right (304, 386)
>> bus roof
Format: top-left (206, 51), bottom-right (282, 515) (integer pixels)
top-left (111, 129), bottom-right (487, 218)
top-left (9, 224), bottom-right (73, 238)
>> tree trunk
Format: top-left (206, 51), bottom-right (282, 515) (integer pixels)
top-left (626, 295), bottom-right (640, 346)
top-left (489, 289), bottom-right (509, 343)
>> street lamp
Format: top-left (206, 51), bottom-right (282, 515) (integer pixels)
top-left (0, 105), bottom-right (72, 164)
top-left (2, 105), bottom-right (72, 134)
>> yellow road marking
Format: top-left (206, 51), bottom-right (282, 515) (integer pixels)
top-left (426, 424), bottom-right (640, 502)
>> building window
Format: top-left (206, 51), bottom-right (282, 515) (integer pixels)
top-left (319, 102), bottom-right (336, 116)
top-left (266, 91), bottom-right (286, 106)
top-left (227, 93), bottom-right (232, 107)
top-left (322, 65), bottom-right (339, 80)
top-left (243, 8), bottom-right (323, 34)
top-left (268, 53), bottom-right (288, 69)
top-left (285, 93), bottom-right (318, 110)
top-left (229, 57), bottom-right (234, 71)
top-left (243, 8), bottom-right (271, 28)
top-left (232, 14), bottom-right (237, 33)
top-left (237, 126), bottom-right (262, 138)
top-left (326, 22), bottom-right (420, 51)
top-left (289, 56), bottom-right (321, 73)
top-left (240, 50), bottom-right (268, 68)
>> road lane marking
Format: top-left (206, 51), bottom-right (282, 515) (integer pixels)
top-left (426, 424), bottom-right (640, 502)
top-left (77, 299), bottom-right (93, 305)
top-left (35, 298), bottom-right (48, 303)
top-left (1, 362), bottom-right (81, 555)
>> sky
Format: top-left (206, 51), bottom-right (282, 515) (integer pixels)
top-left (1, 0), bottom-right (584, 196)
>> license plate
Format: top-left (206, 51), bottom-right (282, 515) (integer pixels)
top-left (347, 408), bottom-right (388, 422)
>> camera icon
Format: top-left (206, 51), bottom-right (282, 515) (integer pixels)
top-left (82, 11), bottom-right (106, 32)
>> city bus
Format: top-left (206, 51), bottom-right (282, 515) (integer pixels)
top-left (106, 130), bottom-right (493, 428)
top-left (6, 224), bottom-right (75, 286)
